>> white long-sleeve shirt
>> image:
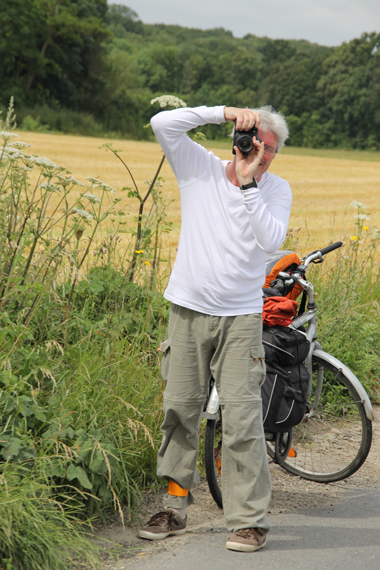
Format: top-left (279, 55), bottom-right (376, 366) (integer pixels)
top-left (151, 105), bottom-right (292, 316)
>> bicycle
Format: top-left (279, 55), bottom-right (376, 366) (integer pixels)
top-left (203, 241), bottom-right (374, 509)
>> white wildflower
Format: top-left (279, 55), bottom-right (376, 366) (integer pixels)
top-left (103, 184), bottom-right (116, 194)
top-left (0, 131), bottom-right (19, 140)
top-left (67, 176), bottom-right (85, 187)
top-left (3, 149), bottom-right (28, 160)
top-left (39, 183), bottom-right (61, 193)
top-left (349, 201), bottom-right (366, 208)
top-left (85, 177), bottom-right (115, 193)
top-left (151, 95), bottom-right (187, 108)
top-left (86, 177), bottom-right (103, 184)
top-left (29, 156), bottom-right (58, 168)
top-left (354, 214), bottom-right (370, 221)
top-left (8, 141), bottom-right (33, 149)
top-left (72, 208), bottom-right (94, 220)
top-left (83, 193), bottom-right (100, 203)
top-left (3, 148), bottom-right (26, 160)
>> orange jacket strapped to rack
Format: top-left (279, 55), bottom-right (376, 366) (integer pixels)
top-left (262, 296), bottom-right (298, 326)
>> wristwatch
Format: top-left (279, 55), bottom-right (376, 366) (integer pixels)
top-left (240, 178), bottom-right (258, 190)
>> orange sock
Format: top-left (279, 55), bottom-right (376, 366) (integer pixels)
top-left (168, 481), bottom-right (188, 497)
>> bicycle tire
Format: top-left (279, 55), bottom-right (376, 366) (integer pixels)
top-left (266, 353), bottom-right (372, 482)
top-left (204, 353), bottom-right (372, 503)
top-left (205, 409), bottom-right (223, 508)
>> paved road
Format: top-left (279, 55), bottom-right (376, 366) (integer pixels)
top-left (123, 488), bottom-right (380, 570)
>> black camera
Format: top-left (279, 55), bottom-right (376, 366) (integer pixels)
top-left (232, 125), bottom-right (261, 157)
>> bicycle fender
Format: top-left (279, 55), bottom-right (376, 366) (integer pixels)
top-left (313, 349), bottom-right (374, 421)
top-left (202, 411), bottom-right (218, 420)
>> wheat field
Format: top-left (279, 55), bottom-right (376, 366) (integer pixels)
top-left (18, 130), bottom-right (380, 257)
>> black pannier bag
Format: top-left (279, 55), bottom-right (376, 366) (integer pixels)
top-left (262, 325), bottom-right (310, 366)
top-left (261, 326), bottom-right (310, 433)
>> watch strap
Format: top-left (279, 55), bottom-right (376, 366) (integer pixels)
top-left (240, 178), bottom-right (258, 190)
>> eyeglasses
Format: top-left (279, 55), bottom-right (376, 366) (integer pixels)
top-left (263, 145), bottom-right (277, 156)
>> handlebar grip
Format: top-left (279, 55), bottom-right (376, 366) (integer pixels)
top-left (320, 241), bottom-right (343, 256)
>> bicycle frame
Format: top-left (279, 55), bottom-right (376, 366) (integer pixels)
top-left (204, 248), bottom-right (374, 423)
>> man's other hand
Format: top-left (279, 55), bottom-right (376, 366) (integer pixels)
top-left (234, 138), bottom-right (265, 186)
top-left (224, 107), bottom-right (260, 130)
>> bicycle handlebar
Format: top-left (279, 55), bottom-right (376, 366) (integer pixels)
top-left (301, 241), bottom-right (344, 268)
top-left (269, 241), bottom-right (344, 292)
top-left (319, 241), bottom-right (343, 256)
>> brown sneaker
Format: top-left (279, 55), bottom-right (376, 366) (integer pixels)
top-left (226, 527), bottom-right (267, 552)
top-left (138, 509), bottom-right (187, 541)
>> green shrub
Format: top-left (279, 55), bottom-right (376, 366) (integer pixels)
top-left (20, 115), bottom-right (46, 133)
top-left (17, 106), bottom-right (107, 137)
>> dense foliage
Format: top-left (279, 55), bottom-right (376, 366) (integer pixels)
top-left (1, 1), bottom-right (380, 148)
top-left (0, 101), bottom-right (171, 568)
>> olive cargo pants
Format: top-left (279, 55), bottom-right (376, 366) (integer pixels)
top-left (157, 304), bottom-right (271, 532)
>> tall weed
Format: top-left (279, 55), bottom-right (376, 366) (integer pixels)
top-left (301, 202), bottom-right (380, 397)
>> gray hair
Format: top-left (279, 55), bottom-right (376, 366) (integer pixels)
top-left (231, 105), bottom-right (289, 152)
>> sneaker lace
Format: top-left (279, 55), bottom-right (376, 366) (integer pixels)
top-left (145, 511), bottom-right (173, 527)
top-left (235, 527), bottom-right (264, 540)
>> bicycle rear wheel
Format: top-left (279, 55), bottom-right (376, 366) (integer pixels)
top-left (205, 409), bottom-right (223, 508)
top-left (267, 352), bottom-right (372, 482)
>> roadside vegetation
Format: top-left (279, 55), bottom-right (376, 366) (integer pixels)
top-left (0, 99), bottom-right (172, 568)
top-left (1, 94), bottom-right (379, 569)
top-left (287, 210), bottom-right (380, 398)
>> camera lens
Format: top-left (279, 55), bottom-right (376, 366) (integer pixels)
top-left (232, 126), bottom-right (260, 157)
top-left (237, 135), bottom-right (253, 153)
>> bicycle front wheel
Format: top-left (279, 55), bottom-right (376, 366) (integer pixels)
top-left (267, 352), bottom-right (372, 482)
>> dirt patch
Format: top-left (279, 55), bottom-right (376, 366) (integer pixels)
top-left (98, 404), bottom-right (380, 568)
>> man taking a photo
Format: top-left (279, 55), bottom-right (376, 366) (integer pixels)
top-left (138, 104), bottom-right (292, 552)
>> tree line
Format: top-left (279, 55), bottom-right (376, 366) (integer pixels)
top-left (1, 0), bottom-right (380, 148)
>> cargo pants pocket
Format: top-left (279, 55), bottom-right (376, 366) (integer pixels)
top-left (160, 339), bottom-right (171, 382)
top-left (250, 344), bottom-right (266, 388)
